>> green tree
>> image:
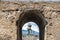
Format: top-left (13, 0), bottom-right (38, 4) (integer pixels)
top-left (27, 24), bottom-right (31, 35)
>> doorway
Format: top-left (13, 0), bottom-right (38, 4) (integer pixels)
top-left (22, 22), bottom-right (39, 40)
top-left (16, 10), bottom-right (47, 40)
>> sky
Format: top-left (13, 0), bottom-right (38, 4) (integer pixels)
top-left (1, 0), bottom-right (60, 2)
top-left (22, 22), bottom-right (39, 32)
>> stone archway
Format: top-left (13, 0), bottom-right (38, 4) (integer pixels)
top-left (16, 10), bottom-right (47, 40)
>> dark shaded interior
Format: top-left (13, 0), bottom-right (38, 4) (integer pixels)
top-left (16, 10), bottom-right (47, 40)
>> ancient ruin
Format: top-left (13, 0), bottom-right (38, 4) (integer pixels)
top-left (0, 1), bottom-right (60, 40)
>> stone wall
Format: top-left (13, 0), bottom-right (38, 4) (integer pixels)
top-left (0, 2), bottom-right (60, 40)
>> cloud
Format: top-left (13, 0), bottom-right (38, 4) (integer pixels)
top-left (22, 22), bottom-right (39, 32)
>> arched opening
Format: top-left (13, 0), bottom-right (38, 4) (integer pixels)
top-left (16, 10), bottom-right (47, 40)
top-left (22, 22), bottom-right (39, 40)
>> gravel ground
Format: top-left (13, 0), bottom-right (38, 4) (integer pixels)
top-left (22, 35), bottom-right (39, 40)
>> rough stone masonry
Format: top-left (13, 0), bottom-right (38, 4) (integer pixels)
top-left (0, 1), bottom-right (60, 40)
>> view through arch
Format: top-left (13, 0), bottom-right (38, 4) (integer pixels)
top-left (22, 22), bottom-right (39, 40)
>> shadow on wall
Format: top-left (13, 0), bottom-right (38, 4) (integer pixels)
top-left (16, 10), bottom-right (48, 40)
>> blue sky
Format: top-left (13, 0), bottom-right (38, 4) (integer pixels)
top-left (22, 22), bottom-right (39, 32)
top-left (1, 0), bottom-right (60, 2)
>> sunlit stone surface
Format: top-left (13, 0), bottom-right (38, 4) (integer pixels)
top-left (0, 1), bottom-right (60, 40)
